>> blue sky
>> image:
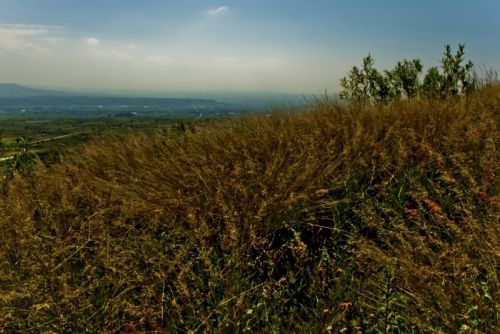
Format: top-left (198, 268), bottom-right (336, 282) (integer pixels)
top-left (0, 0), bottom-right (499, 94)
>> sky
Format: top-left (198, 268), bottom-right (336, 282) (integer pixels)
top-left (0, 0), bottom-right (499, 95)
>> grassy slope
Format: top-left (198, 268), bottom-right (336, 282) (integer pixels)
top-left (1, 86), bottom-right (499, 333)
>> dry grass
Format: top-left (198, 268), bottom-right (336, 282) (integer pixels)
top-left (1, 86), bottom-right (499, 333)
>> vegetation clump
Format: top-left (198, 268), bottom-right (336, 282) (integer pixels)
top-left (1, 138), bottom-right (35, 181)
top-left (340, 44), bottom-right (477, 102)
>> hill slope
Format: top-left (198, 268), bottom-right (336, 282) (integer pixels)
top-left (0, 86), bottom-right (499, 332)
top-left (0, 83), bottom-right (73, 98)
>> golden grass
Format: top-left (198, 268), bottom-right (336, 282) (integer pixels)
top-left (1, 86), bottom-right (499, 332)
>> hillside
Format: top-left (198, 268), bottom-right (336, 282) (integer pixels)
top-left (0, 83), bottom-right (73, 98)
top-left (0, 86), bottom-right (499, 332)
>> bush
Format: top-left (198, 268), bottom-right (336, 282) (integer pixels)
top-left (340, 44), bottom-right (475, 102)
top-left (2, 138), bottom-right (35, 181)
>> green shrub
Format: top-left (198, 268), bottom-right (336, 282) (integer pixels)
top-left (2, 137), bottom-right (35, 180)
top-left (439, 44), bottom-right (474, 96)
top-left (340, 44), bottom-right (475, 102)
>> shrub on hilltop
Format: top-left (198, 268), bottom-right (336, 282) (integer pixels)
top-left (340, 44), bottom-right (477, 102)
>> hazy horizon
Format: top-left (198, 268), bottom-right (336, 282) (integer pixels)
top-left (1, 0), bottom-right (499, 95)
top-left (0, 82), bottom-right (317, 102)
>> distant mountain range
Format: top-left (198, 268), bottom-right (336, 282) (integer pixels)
top-left (0, 83), bottom-right (74, 98)
top-left (0, 84), bottom-right (234, 116)
top-left (0, 83), bottom-right (312, 116)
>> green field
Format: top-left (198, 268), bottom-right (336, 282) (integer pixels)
top-left (0, 114), bottom-right (192, 164)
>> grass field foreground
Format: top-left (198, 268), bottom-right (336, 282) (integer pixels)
top-left (0, 86), bottom-right (499, 332)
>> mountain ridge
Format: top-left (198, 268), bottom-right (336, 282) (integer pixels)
top-left (0, 83), bottom-right (75, 98)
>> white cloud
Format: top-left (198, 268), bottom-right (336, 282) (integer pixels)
top-left (0, 24), bottom-right (51, 53)
top-left (207, 6), bottom-right (228, 16)
top-left (85, 36), bottom-right (99, 45)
